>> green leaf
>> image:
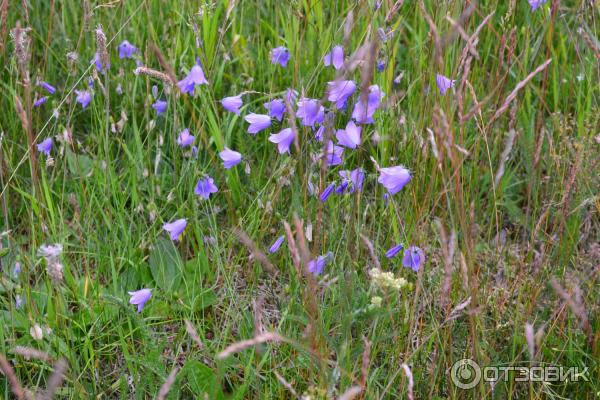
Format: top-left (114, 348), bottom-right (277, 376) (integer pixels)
top-left (149, 238), bottom-right (183, 291)
top-left (0, 247), bottom-right (9, 257)
top-left (183, 360), bottom-right (220, 397)
top-left (66, 149), bottom-right (93, 178)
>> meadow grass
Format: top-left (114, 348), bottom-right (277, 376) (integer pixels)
top-left (0, 0), bottom-right (598, 398)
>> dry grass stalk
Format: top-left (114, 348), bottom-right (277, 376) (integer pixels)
top-left (156, 366), bottom-right (180, 400)
top-left (494, 128), bottom-right (517, 187)
top-left (38, 358), bottom-right (68, 400)
top-left (436, 220), bottom-right (456, 313)
top-left (338, 386), bottom-right (363, 400)
top-left (273, 371), bottom-right (299, 399)
top-left (489, 58), bottom-right (552, 125)
top-left (11, 346), bottom-right (51, 362)
top-left (216, 332), bottom-right (287, 359)
top-left (149, 43), bottom-right (179, 85)
top-left (234, 228), bottom-right (278, 276)
top-left (550, 278), bottom-right (593, 346)
top-left (360, 234), bottom-right (381, 270)
top-left (95, 25), bottom-right (109, 72)
top-left (360, 337), bottom-right (371, 389)
top-left (419, 1), bottom-right (442, 69)
top-left (283, 221), bottom-right (301, 275)
top-left (525, 323), bottom-right (535, 360)
top-left (0, 0), bottom-right (9, 54)
top-left (0, 353), bottom-right (25, 400)
top-left (400, 363), bottom-right (414, 400)
top-left (134, 67), bottom-right (174, 85)
top-left (184, 319), bottom-right (205, 349)
top-left (385, 0), bottom-right (405, 23)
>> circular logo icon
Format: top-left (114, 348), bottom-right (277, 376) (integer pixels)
top-left (450, 359), bottom-right (481, 389)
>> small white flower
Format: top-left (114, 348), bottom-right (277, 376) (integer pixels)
top-left (30, 324), bottom-right (44, 340)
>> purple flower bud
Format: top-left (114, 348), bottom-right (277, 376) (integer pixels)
top-left (296, 98), bottom-right (324, 127)
top-left (219, 147), bottom-right (242, 169)
top-left (37, 138), bottom-right (53, 156)
top-left (314, 125), bottom-right (325, 142)
top-left (319, 183), bottom-right (336, 202)
top-left (435, 74), bottom-right (455, 95)
top-left (152, 100), bottom-right (167, 116)
top-left (75, 90), bottom-right (92, 109)
top-left (271, 46), bottom-right (290, 67)
top-left (221, 94), bottom-right (243, 115)
top-left (339, 168), bottom-right (365, 193)
top-left (163, 219), bottom-right (187, 241)
top-left (118, 40), bottom-right (138, 59)
top-left (402, 246), bottom-right (425, 271)
top-left (244, 113), bottom-right (272, 135)
top-left (327, 80), bottom-right (356, 109)
top-left (33, 97), bottom-right (47, 107)
top-left (324, 45), bottom-right (344, 70)
top-left (376, 60), bottom-right (386, 72)
top-left (195, 176), bottom-right (218, 199)
top-left (529, 0), bottom-right (547, 11)
top-left (178, 61), bottom-right (209, 95)
top-left (335, 179), bottom-right (349, 194)
top-left (268, 128), bottom-right (295, 154)
top-left (307, 253), bottom-right (331, 276)
top-left (177, 128), bottom-right (195, 148)
top-left (352, 85), bottom-right (384, 124)
top-left (335, 120), bottom-right (362, 149)
top-left (378, 165), bottom-right (411, 195)
top-left (385, 244), bottom-right (403, 258)
top-left (128, 288), bottom-right (152, 313)
top-left (268, 236), bottom-right (285, 254)
top-left (38, 81), bottom-right (56, 94)
top-left (264, 99), bottom-right (285, 121)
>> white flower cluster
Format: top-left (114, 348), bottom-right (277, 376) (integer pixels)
top-left (369, 268), bottom-right (408, 291)
top-left (38, 244), bottom-right (64, 283)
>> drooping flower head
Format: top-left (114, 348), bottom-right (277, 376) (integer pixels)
top-left (529, 0), bottom-right (547, 11)
top-left (152, 99), bottom-right (167, 116)
top-left (314, 125), bottom-right (325, 142)
top-left (38, 81), bottom-right (56, 94)
top-left (323, 45), bottom-right (344, 70)
top-left (296, 98), bottom-right (324, 127)
top-left (33, 97), bottom-right (47, 107)
top-left (268, 128), bottom-right (295, 154)
top-left (335, 120), bottom-right (362, 149)
top-left (319, 183), bottom-right (336, 202)
top-left (195, 177), bottom-right (218, 199)
top-left (271, 46), bottom-right (290, 67)
top-left (376, 60), bottom-right (386, 72)
top-left (325, 140), bottom-right (344, 166)
top-left (219, 147), bottom-right (242, 169)
top-left (118, 40), bottom-right (138, 59)
top-left (37, 138), bottom-right (53, 156)
top-left (269, 236), bottom-right (285, 254)
top-left (435, 74), bottom-right (455, 95)
top-left (221, 94), bottom-right (243, 115)
top-left (327, 80), bottom-right (356, 109)
top-left (178, 59), bottom-right (209, 95)
top-left (128, 288), bottom-right (152, 313)
top-left (177, 128), bottom-right (195, 148)
top-left (75, 90), bottom-right (92, 109)
top-left (402, 246), bottom-right (425, 271)
top-left (264, 99), bottom-right (285, 121)
top-left (244, 113), bottom-right (271, 135)
top-left (339, 168), bottom-right (365, 193)
top-left (307, 252), bottom-right (332, 276)
top-left (352, 85), bottom-right (384, 124)
top-left (385, 244), bottom-right (403, 258)
top-left (163, 218), bottom-right (187, 241)
top-left (378, 165), bottom-right (411, 195)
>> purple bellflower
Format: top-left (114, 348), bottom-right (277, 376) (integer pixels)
top-left (403, 246), bottom-right (425, 271)
top-left (264, 99), bottom-right (285, 121)
top-left (378, 165), bottom-right (411, 195)
top-left (327, 80), bottom-right (356, 109)
top-left (271, 46), bottom-right (290, 67)
top-left (177, 128), bottom-right (195, 148)
top-left (33, 97), bottom-right (47, 107)
top-left (152, 100), bottom-right (167, 116)
top-left (219, 147), bottom-right (242, 169)
top-left (269, 236), bottom-right (285, 254)
top-left (335, 120), bottom-right (362, 149)
top-left (268, 128), bottom-right (295, 154)
top-left (385, 244), bottom-right (403, 258)
top-left (376, 60), bottom-right (386, 72)
top-left (92, 52), bottom-right (109, 73)
top-left (37, 138), bottom-right (53, 156)
top-left (195, 177), bottom-right (218, 199)
top-left (339, 168), bottom-right (365, 193)
top-left (325, 140), bottom-right (344, 166)
top-left (319, 183), bottom-right (336, 202)
top-left (324, 45), bottom-right (344, 70)
top-left (296, 98), bottom-right (324, 127)
top-left (352, 85), bottom-right (384, 124)
top-left (244, 113), bottom-right (271, 135)
top-left (221, 94), bottom-right (243, 115)
top-left (529, 0), bottom-right (547, 11)
top-left (75, 90), bottom-right (92, 109)
top-left (314, 125), bottom-right (325, 142)
top-left (128, 288), bottom-right (152, 313)
top-left (118, 40), bottom-right (138, 59)
top-left (435, 74), bottom-right (455, 95)
top-left (307, 252), bottom-right (332, 276)
top-left (178, 59), bottom-right (209, 95)
top-left (163, 219), bottom-right (187, 241)
top-left (38, 81), bottom-right (56, 94)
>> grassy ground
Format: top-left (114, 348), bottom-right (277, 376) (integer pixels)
top-left (1, 0), bottom-right (599, 398)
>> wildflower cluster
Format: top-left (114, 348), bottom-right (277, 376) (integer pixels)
top-left (368, 268), bottom-right (408, 292)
